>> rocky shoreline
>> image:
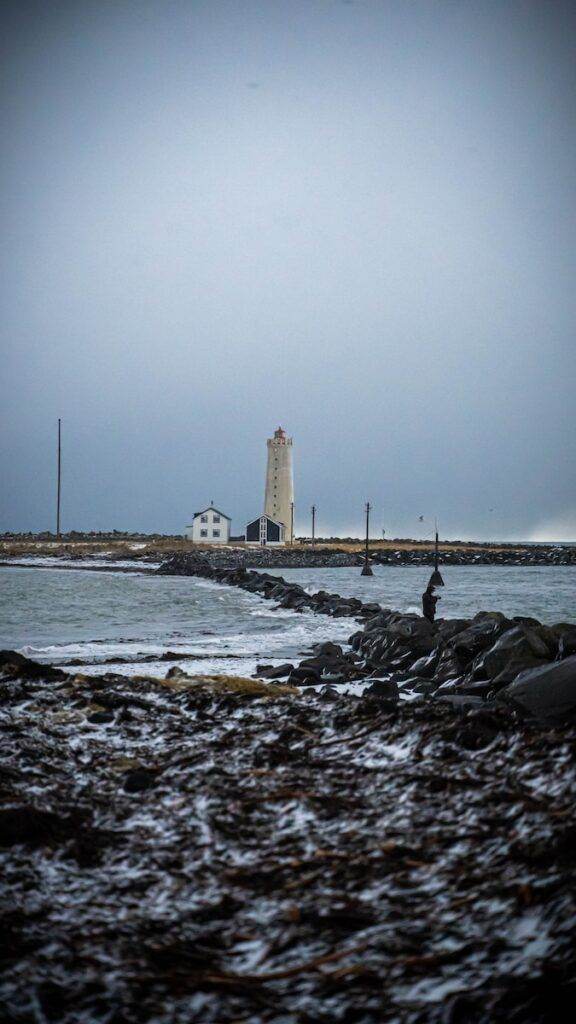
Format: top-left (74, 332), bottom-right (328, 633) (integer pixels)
top-left (370, 545), bottom-right (575, 567)
top-left (2, 554), bottom-right (576, 1021)
top-left (1, 650), bottom-right (575, 1022)
top-left (162, 548), bottom-right (365, 568)
top-left (159, 554), bottom-right (576, 722)
top-left (1, 540), bottom-right (575, 568)
top-left (157, 544), bottom-right (576, 569)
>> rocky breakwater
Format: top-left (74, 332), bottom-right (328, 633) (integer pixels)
top-left (158, 555), bottom-right (576, 723)
top-left (287, 609), bottom-right (576, 725)
top-left (161, 548), bottom-right (363, 569)
top-left (347, 610), bottom-right (576, 718)
top-left (158, 553), bottom-right (381, 624)
top-left (371, 544), bottom-right (575, 566)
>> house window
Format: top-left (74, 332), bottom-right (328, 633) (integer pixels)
top-left (213, 515), bottom-right (220, 523)
top-left (212, 529), bottom-right (220, 538)
top-left (200, 515), bottom-right (208, 523)
top-left (200, 529), bottom-right (208, 537)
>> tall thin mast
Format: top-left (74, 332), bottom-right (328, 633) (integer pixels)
top-left (56, 418), bottom-right (62, 540)
top-left (430, 520), bottom-right (444, 586)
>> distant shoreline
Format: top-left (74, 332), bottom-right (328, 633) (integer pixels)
top-left (1, 539), bottom-right (574, 571)
top-left (2, 532), bottom-right (575, 552)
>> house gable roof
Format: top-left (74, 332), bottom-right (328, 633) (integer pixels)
top-left (192, 506), bottom-right (231, 521)
top-left (246, 514), bottom-right (285, 529)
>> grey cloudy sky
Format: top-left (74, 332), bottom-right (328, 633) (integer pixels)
top-left (2, 0), bottom-right (575, 540)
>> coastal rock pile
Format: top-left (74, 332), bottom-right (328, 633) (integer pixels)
top-left (349, 613), bottom-right (576, 717)
top-left (160, 545), bottom-right (576, 571)
top-left (161, 548), bottom-right (363, 569)
top-left (1, 661), bottom-right (575, 1023)
top-left (158, 558), bottom-right (576, 721)
top-left (371, 545), bottom-right (575, 566)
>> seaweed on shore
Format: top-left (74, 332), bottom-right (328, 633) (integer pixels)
top-left (1, 662), bottom-right (575, 1023)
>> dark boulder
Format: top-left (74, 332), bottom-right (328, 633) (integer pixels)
top-left (433, 647), bottom-right (466, 684)
top-left (88, 710), bottom-right (114, 724)
top-left (472, 625), bottom-right (552, 687)
top-left (361, 611), bottom-right (394, 632)
top-left (498, 656), bottom-right (576, 724)
top-left (435, 618), bottom-right (471, 641)
top-left (332, 604), bottom-right (355, 618)
top-left (348, 631), bottom-right (364, 650)
top-left (0, 806), bottom-right (82, 847)
top-left (401, 677), bottom-right (437, 694)
top-left (435, 694), bottom-right (484, 711)
top-left (0, 650), bottom-right (67, 682)
top-left (447, 678), bottom-right (500, 698)
top-left (409, 650), bottom-right (441, 678)
top-left (364, 678), bottom-right (400, 700)
top-left (386, 614), bottom-right (435, 640)
top-left (123, 769), bottom-right (157, 793)
top-left (288, 667), bottom-right (320, 685)
top-left (257, 664), bottom-right (294, 679)
top-left (360, 603), bottom-right (382, 616)
top-left (552, 623), bottom-right (576, 659)
top-left (449, 614), bottom-right (512, 661)
top-left (299, 655), bottom-right (342, 674)
top-left (310, 642), bottom-right (344, 659)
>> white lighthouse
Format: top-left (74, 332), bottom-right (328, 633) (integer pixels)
top-left (264, 427), bottom-right (294, 543)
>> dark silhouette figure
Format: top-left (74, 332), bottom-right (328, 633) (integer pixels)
top-left (422, 582), bottom-right (440, 623)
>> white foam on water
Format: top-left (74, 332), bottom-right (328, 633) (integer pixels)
top-left (2, 557), bottom-right (160, 571)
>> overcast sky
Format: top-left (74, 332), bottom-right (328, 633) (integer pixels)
top-left (2, 0), bottom-right (575, 540)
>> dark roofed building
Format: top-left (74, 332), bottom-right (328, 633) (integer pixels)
top-left (245, 514), bottom-right (285, 547)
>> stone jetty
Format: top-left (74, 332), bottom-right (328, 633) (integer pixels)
top-left (159, 554), bottom-right (576, 722)
top-left (157, 544), bottom-right (575, 570)
top-left (370, 544), bottom-right (575, 567)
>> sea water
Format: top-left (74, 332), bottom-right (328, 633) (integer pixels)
top-left (0, 562), bottom-right (573, 679)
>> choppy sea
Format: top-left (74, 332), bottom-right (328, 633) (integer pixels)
top-left (0, 561), bottom-right (574, 679)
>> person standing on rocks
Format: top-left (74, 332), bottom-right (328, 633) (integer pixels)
top-left (422, 581), bottom-right (440, 623)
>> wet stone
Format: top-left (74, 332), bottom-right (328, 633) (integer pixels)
top-left (123, 768), bottom-right (157, 793)
top-left (364, 678), bottom-right (400, 700)
top-left (88, 710), bottom-right (115, 724)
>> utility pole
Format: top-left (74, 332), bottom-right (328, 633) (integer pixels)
top-left (311, 505), bottom-right (316, 549)
top-left (56, 418), bottom-right (62, 540)
top-left (361, 501), bottom-right (373, 576)
top-left (290, 502), bottom-right (294, 546)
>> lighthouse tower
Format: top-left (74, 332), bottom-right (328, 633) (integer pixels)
top-left (264, 427), bottom-right (294, 543)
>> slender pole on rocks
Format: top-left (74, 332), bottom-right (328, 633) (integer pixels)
top-left (430, 519), bottom-right (445, 587)
top-left (361, 501), bottom-right (373, 576)
top-left (311, 505), bottom-right (316, 550)
top-left (290, 502), bottom-right (294, 546)
top-left (56, 418), bottom-right (62, 540)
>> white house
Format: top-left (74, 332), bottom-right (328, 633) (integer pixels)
top-left (245, 514), bottom-right (286, 546)
top-left (186, 506), bottom-right (231, 544)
